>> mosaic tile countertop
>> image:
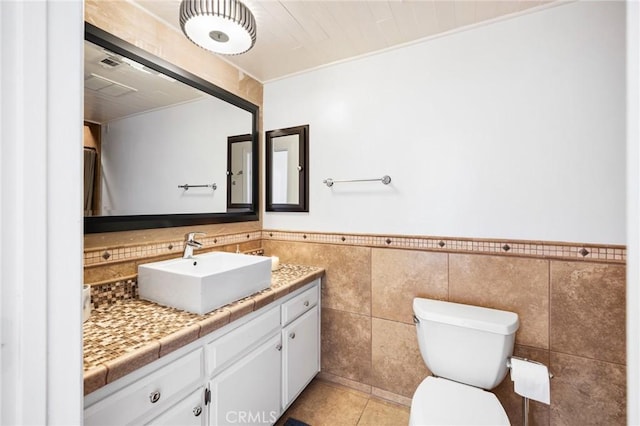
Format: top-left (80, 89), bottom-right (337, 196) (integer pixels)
top-left (83, 263), bottom-right (324, 395)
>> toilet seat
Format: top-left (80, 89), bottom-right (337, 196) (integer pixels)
top-left (409, 376), bottom-right (509, 426)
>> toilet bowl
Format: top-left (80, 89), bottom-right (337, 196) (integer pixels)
top-left (410, 298), bottom-right (519, 426)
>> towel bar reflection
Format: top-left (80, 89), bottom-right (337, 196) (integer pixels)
top-left (323, 175), bottom-right (391, 188)
top-left (178, 183), bottom-right (217, 191)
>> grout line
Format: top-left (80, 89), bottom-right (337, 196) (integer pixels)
top-left (548, 349), bottom-right (627, 367)
top-left (355, 398), bottom-right (372, 426)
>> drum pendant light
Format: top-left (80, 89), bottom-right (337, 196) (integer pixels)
top-left (180, 0), bottom-right (257, 55)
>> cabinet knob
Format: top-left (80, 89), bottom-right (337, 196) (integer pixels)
top-left (149, 390), bottom-right (161, 404)
top-left (303, 300), bottom-right (309, 307)
top-left (289, 332), bottom-right (296, 339)
top-left (276, 343), bottom-right (282, 351)
top-left (193, 406), bottom-right (202, 417)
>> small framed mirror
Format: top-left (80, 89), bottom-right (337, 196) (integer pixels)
top-left (266, 125), bottom-right (309, 212)
top-left (227, 134), bottom-right (253, 209)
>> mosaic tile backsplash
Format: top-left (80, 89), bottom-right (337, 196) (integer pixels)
top-left (91, 278), bottom-right (138, 309)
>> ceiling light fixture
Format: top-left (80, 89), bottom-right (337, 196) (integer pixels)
top-left (180, 0), bottom-right (257, 55)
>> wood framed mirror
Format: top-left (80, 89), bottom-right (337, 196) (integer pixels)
top-left (265, 125), bottom-right (309, 212)
top-left (83, 23), bottom-right (259, 233)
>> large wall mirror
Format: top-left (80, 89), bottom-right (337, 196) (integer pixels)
top-left (265, 125), bottom-right (309, 212)
top-left (83, 24), bottom-right (259, 233)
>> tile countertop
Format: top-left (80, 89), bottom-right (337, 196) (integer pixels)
top-left (83, 263), bottom-right (324, 395)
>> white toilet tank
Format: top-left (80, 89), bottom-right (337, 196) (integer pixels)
top-left (413, 298), bottom-right (519, 390)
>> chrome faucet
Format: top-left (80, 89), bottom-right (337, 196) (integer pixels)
top-left (183, 232), bottom-right (206, 259)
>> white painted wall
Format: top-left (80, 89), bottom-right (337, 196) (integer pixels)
top-left (1, 0), bottom-right (83, 424)
top-left (626, 1), bottom-right (639, 423)
top-left (264, 1), bottom-right (626, 245)
top-left (101, 97), bottom-right (251, 215)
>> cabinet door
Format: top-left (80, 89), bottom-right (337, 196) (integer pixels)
top-left (147, 388), bottom-right (206, 426)
top-left (210, 334), bottom-right (282, 426)
top-left (282, 305), bottom-right (319, 409)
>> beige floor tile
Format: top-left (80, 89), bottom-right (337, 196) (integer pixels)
top-left (357, 398), bottom-right (410, 426)
top-left (278, 380), bottom-right (369, 426)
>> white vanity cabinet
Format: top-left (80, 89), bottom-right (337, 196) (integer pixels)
top-left (281, 286), bottom-right (320, 410)
top-left (282, 306), bottom-right (320, 409)
top-left (84, 279), bottom-right (321, 426)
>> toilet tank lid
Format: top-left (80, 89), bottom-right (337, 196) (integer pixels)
top-left (413, 298), bottom-right (519, 335)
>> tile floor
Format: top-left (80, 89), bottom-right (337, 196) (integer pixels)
top-left (277, 379), bottom-right (410, 426)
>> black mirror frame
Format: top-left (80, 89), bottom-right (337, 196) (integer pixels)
top-left (84, 23), bottom-right (259, 234)
top-left (265, 125), bottom-right (309, 212)
top-left (226, 134), bottom-right (253, 210)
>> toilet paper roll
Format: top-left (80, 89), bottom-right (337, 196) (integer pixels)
top-left (510, 358), bottom-right (550, 404)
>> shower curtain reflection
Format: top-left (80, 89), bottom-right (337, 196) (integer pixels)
top-left (84, 147), bottom-right (97, 216)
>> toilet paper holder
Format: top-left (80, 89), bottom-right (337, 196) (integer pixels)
top-left (506, 356), bottom-right (553, 426)
top-left (506, 356), bottom-right (554, 379)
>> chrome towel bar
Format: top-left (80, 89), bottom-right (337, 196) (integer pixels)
top-left (323, 175), bottom-right (391, 187)
top-left (178, 183), bottom-right (217, 191)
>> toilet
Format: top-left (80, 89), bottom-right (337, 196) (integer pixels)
top-left (410, 298), bottom-right (519, 425)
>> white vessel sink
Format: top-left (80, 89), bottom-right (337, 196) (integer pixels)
top-left (138, 252), bottom-right (272, 315)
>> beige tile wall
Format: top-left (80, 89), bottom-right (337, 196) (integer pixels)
top-left (263, 236), bottom-right (627, 425)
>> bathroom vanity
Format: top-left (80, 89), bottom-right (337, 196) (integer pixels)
top-left (83, 266), bottom-right (322, 426)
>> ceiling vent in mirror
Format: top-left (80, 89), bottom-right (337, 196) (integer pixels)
top-left (179, 0), bottom-right (257, 55)
top-left (100, 56), bottom-right (122, 68)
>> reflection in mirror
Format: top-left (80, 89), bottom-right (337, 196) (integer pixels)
top-left (227, 134), bottom-right (253, 208)
top-left (271, 134), bottom-right (299, 204)
top-left (266, 125), bottom-right (309, 212)
top-left (83, 24), bottom-right (259, 233)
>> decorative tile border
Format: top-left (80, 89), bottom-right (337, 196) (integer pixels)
top-left (83, 228), bottom-right (625, 267)
top-left (262, 230), bottom-right (626, 264)
top-left (84, 231), bottom-right (262, 266)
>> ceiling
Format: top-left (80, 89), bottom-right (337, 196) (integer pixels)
top-left (132, 0), bottom-right (556, 83)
